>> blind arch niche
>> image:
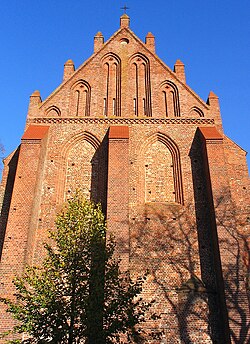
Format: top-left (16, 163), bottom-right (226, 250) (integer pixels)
top-left (141, 132), bottom-right (184, 205)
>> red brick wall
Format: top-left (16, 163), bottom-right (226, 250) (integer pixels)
top-left (107, 126), bottom-right (130, 270)
top-left (0, 132), bottom-right (48, 336)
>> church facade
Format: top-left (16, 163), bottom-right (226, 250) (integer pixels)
top-left (0, 15), bottom-right (249, 343)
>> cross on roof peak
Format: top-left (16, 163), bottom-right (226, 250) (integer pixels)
top-left (121, 5), bottom-right (129, 13)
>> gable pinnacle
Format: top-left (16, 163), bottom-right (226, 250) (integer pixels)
top-left (208, 91), bottom-right (218, 99)
top-left (145, 32), bottom-right (155, 53)
top-left (28, 90), bottom-right (42, 117)
top-left (207, 91), bottom-right (220, 109)
top-left (63, 59), bottom-right (75, 81)
top-left (94, 31), bottom-right (104, 53)
top-left (120, 13), bottom-right (130, 28)
top-left (174, 59), bottom-right (186, 84)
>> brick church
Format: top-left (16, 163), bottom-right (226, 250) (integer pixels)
top-left (0, 14), bottom-right (249, 343)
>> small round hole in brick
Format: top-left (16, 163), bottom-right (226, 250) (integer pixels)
top-left (120, 38), bottom-right (129, 45)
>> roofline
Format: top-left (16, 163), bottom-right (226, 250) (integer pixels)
top-left (40, 25), bottom-right (209, 111)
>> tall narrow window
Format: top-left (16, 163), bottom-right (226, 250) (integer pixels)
top-left (163, 91), bottom-right (168, 117)
top-left (102, 53), bottom-right (121, 117)
top-left (133, 98), bottom-right (137, 116)
top-left (103, 98), bottom-right (107, 116)
top-left (70, 80), bottom-right (91, 117)
top-left (113, 98), bottom-right (116, 116)
top-left (160, 81), bottom-right (180, 117)
top-left (130, 54), bottom-right (152, 117)
top-left (74, 90), bottom-right (80, 116)
top-left (134, 63), bottom-right (138, 116)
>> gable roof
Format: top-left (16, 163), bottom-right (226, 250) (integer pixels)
top-left (40, 16), bottom-right (209, 110)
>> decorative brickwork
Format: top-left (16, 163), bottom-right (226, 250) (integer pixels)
top-left (0, 15), bottom-right (249, 343)
top-left (32, 117), bottom-right (215, 124)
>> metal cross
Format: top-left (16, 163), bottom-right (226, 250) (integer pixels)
top-left (121, 5), bottom-right (129, 13)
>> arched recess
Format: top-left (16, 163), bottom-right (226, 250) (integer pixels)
top-left (160, 81), bottom-right (180, 117)
top-left (45, 105), bottom-right (61, 117)
top-left (56, 131), bottom-right (100, 204)
top-left (102, 53), bottom-right (121, 117)
top-left (129, 53), bottom-right (152, 117)
top-left (70, 80), bottom-right (91, 116)
top-left (139, 133), bottom-right (183, 204)
top-left (188, 106), bottom-right (204, 117)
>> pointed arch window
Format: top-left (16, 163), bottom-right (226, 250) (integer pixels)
top-left (130, 53), bottom-right (152, 117)
top-left (70, 80), bottom-right (91, 117)
top-left (102, 53), bottom-right (121, 117)
top-left (161, 81), bottom-right (180, 117)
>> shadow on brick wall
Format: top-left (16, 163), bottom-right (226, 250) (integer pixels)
top-left (0, 147), bottom-right (19, 259)
top-left (90, 132), bottom-right (108, 216)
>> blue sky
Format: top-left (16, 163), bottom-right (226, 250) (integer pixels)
top-left (0, 0), bottom-right (249, 169)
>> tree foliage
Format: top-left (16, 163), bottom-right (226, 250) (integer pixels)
top-left (1, 193), bottom-right (156, 344)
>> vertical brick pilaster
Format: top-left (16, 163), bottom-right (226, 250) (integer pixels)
top-left (0, 126), bottom-right (49, 293)
top-left (0, 126), bottom-right (49, 338)
top-left (107, 126), bottom-right (129, 270)
top-left (198, 127), bottom-right (233, 343)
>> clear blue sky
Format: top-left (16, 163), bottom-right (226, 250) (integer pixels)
top-left (0, 0), bottom-right (249, 170)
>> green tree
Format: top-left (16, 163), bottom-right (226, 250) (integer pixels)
top-left (1, 193), bottom-right (156, 344)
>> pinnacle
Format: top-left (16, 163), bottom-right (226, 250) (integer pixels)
top-left (120, 13), bottom-right (130, 28)
top-left (121, 13), bottom-right (129, 18)
top-left (208, 91), bottom-right (218, 98)
top-left (65, 59), bottom-right (74, 65)
top-left (146, 32), bottom-right (155, 37)
top-left (95, 31), bottom-right (104, 37)
top-left (175, 59), bottom-right (184, 65)
top-left (31, 90), bottom-right (40, 97)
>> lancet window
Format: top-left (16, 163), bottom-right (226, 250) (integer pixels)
top-left (130, 53), bottom-right (152, 117)
top-left (161, 81), bottom-right (180, 117)
top-left (70, 80), bottom-right (91, 116)
top-left (102, 53), bottom-right (121, 117)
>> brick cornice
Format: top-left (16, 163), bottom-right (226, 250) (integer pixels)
top-left (30, 117), bottom-right (215, 125)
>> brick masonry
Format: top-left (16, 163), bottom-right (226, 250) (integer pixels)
top-left (0, 14), bottom-right (249, 343)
